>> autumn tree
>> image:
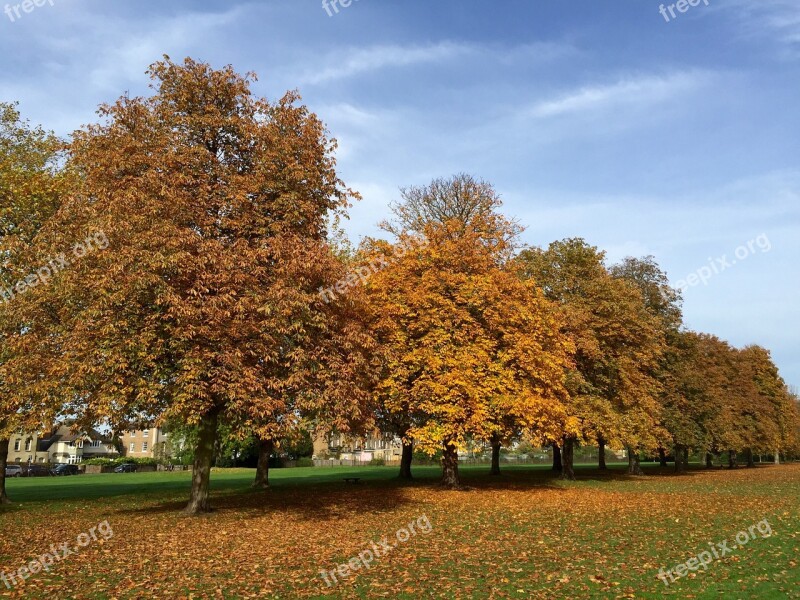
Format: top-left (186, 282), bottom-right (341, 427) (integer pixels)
top-left (249, 268), bottom-right (379, 490)
top-left (672, 335), bottom-right (786, 469)
top-left (1, 57), bottom-right (364, 514)
top-left (782, 387), bottom-right (800, 461)
top-left (731, 345), bottom-right (794, 466)
top-left (0, 103), bottom-right (70, 505)
top-left (373, 174), bottom-right (531, 479)
top-left (518, 240), bottom-right (666, 478)
top-left (658, 331), bottom-right (728, 471)
top-left (368, 177), bottom-right (571, 488)
top-left (610, 256), bottom-right (685, 470)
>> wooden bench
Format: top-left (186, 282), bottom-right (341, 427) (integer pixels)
top-left (343, 477), bottom-right (362, 484)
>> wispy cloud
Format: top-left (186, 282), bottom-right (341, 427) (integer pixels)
top-left (297, 40), bottom-right (575, 86)
top-left (528, 71), bottom-right (708, 119)
top-left (723, 0), bottom-right (800, 57)
top-left (84, 8), bottom-right (245, 93)
top-left (299, 42), bottom-right (471, 85)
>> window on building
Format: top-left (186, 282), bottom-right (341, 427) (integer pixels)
top-left (129, 431), bottom-right (136, 437)
top-left (142, 442), bottom-right (148, 452)
top-left (92, 440), bottom-right (101, 448)
top-left (25, 439), bottom-right (32, 451)
top-left (13, 439), bottom-right (21, 451)
top-left (143, 429), bottom-right (149, 437)
top-left (129, 443), bottom-right (135, 452)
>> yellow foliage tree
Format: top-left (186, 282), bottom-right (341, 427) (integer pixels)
top-left (367, 179), bottom-right (572, 488)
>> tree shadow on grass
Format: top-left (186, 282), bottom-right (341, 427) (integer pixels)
top-left (111, 479), bottom-right (419, 521)
top-left (111, 467), bottom-right (573, 519)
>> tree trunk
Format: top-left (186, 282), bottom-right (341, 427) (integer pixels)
top-left (399, 440), bottom-right (413, 479)
top-left (598, 436), bottom-right (607, 470)
top-left (774, 450), bottom-right (780, 465)
top-left (674, 444), bottom-right (687, 473)
top-left (184, 408), bottom-right (220, 515)
top-left (745, 448), bottom-right (755, 468)
top-left (551, 443), bottom-right (562, 472)
top-left (490, 435), bottom-right (501, 476)
top-left (626, 446), bottom-right (644, 476)
top-left (0, 438), bottom-right (10, 505)
top-left (441, 443), bottom-right (461, 489)
top-left (705, 452), bottom-right (714, 468)
top-left (728, 450), bottom-right (737, 469)
top-left (561, 437), bottom-right (575, 480)
top-left (658, 447), bottom-right (668, 467)
top-left (253, 438), bottom-right (274, 489)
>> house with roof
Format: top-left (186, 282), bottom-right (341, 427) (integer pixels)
top-left (6, 424), bottom-right (118, 465)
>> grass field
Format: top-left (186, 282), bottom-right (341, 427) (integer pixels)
top-left (1, 463), bottom-right (798, 599)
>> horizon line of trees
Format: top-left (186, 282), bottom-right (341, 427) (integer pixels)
top-left (1, 57), bottom-right (798, 513)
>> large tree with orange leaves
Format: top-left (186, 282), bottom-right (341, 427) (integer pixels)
top-left (1, 58), bottom-right (368, 514)
top-left (366, 176), bottom-right (572, 488)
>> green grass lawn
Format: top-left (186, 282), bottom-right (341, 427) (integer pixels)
top-left (1, 463), bottom-right (798, 599)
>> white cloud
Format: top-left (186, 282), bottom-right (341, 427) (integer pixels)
top-left (1, 4), bottom-right (248, 136)
top-left (296, 40), bottom-right (576, 86)
top-left (83, 8), bottom-right (245, 93)
top-left (528, 71), bottom-right (708, 119)
top-left (723, 0), bottom-right (800, 57)
top-left (317, 103), bottom-right (383, 129)
top-left (298, 42), bottom-right (472, 85)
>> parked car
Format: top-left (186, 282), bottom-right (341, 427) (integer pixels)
top-left (114, 463), bottom-right (137, 473)
top-left (51, 464), bottom-right (80, 476)
top-left (4, 464), bottom-right (23, 478)
top-left (23, 464), bottom-right (52, 477)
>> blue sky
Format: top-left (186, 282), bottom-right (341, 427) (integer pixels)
top-left (1, 0), bottom-right (798, 386)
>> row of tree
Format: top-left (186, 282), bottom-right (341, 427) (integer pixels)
top-left (361, 179), bottom-right (799, 484)
top-left (1, 58), bottom-right (798, 513)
